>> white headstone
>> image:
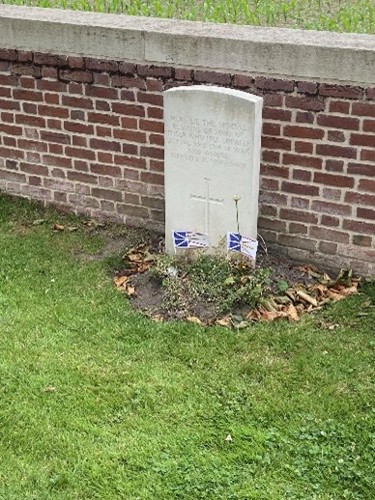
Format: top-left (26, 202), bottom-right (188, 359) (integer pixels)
top-left (164, 85), bottom-right (263, 253)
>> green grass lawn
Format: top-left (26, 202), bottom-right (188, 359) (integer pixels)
top-left (0, 192), bottom-right (374, 499)
top-left (1, 0), bottom-right (375, 33)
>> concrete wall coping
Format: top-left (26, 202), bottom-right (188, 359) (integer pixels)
top-left (0, 5), bottom-right (374, 85)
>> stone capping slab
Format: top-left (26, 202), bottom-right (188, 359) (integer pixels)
top-left (0, 5), bottom-right (375, 84)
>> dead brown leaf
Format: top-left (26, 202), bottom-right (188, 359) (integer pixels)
top-left (52, 224), bottom-right (65, 231)
top-left (286, 304), bottom-right (300, 322)
top-left (187, 316), bottom-right (202, 325)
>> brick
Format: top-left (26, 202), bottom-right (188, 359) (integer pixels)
top-left (118, 62), bottom-right (136, 75)
top-left (16, 114), bottom-right (46, 128)
top-left (90, 164), bottom-right (121, 177)
top-left (138, 92), bottom-right (164, 107)
top-left (122, 144), bottom-right (138, 155)
top-left (26, 151), bottom-right (41, 163)
top-left (13, 89), bottom-right (43, 102)
top-left (137, 65), bottom-right (172, 78)
top-left (319, 84), bottom-right (363, 99)
top-left (64, 121), bottom-right (94, 135)
top-left (285, 96), bottom-right (325, 112)
top-left (262, 150), bottom-right (280, 163)
top-left (310, 226), bottom-right (349, 244)
top-left (112, 75), bottom-right (145, 89)
top-left (19, 76), bottom-right (36, 89)
top-left (65, 147), bottom-right (95, 161)
top-left (312, 200), bottom-right (351, 216)
top-left (316, 144), bottom-right (357, 159)
top-left (278, 234), bottom-right (317, 251)
top-left (350, 133), bottom-right (375, 148)
top-left (284, 125), bottom-right (324, 139)
top-left (352, 102), bottom-right (375, 117)
top-left (114, 155), bottom-right (146, 170)
top-left (263, 94), bottom-right (283, 107)
top-left (146, 78), bottom-right (164, 92)
top-left (313, 172), bottom-right (354, 188)
top-left (42, 67), bottom-right (58, 78)
top-left (320, 215), bottom-right (340, 227)
top-left (67, 56), bottom-right (85, 69)
top-left (325, 159), bottom-right (344, 172)
top-left (18, 138), bottom-right (48, 152)
top-left (96, 100), bottom-right (111, 112)
top-left (329, 100), bottom-right (350, 114)
top-left (327, 130), bottom-right (345, 143)
top-left (44, 93), bottom-right (60, 105)
top-left (353, 234), bottom-right (372, 247)
top-left (149, 134), bottom-right (164, 147)
top-left (280, 208), bottom-right (318, 224)
top-left (90, 138), bottom-right (121, 152)
top-left (20, 163), bottom-right (49, 176)
top-left (48, 143), bottom-right (64, 155)
top-left (72, 136), bottom-right (87, 148)
top-left (261, 164), bottom-right (289, 178)
top-left (22, 102), bottom-right (37, 114)
top-left (113, 130), bottom-right (146, 143)
top-left (140, 171), bottom-right (164, 185)
top-left (296, 81), bottom-right (317, 95)
top-left (42, 155), bottom-right (72, 169)
top-left (34, 53), bottom-right (67, 66)
top-left (117, 204), bottom-right (149, 218)
top-left (359, 179), bottom-right (375, 192)
top-left (343, 219), bottom-right (375, 235)
top-left (258, 217), bottom-right (287, 231)
top-left (74, 160), bottom-right (89, 172)
top-left (38, 105), bottom-right (69, 119)
top-left (67, 171), bottom-right (98, 184)
top-left (175, 68), bottom-right (193, 81)
top-left (289, 222), bottom-right (308, 234)
top-left (11, 64), bottom-right (39, 77)
top-left (357, 207), bottom-right (375, 220)
top-left (260, 178), bottom-right (279, 191)
top-left (296, 111), bottom-right (314, 124)
top-left (255, 77), bottom-right (294, 92)
top-left (363, 120), bottom-right (375, 133)
top-left (0, 49), bottom-right (17, 61)
top-left (40, 131), bottom-right (71, 144)
top-left (85, 58), bottom-right (118, 72)
top-left (120, 90), bottom-right (136, 102)
top-left (0, 99), bottom-right (20, 111)
top-left (88, 112), bottom-right (120, 126)
top-left (0, 124), bottom-right (22, 135)
top-left (318, 241), bottom-right (337, 254)
top-left (147, 106), bottom-right (163, 120)
top-left (0, 61), bottom-right (10, 71)
top-left (283, 153), bottom-right (322, 169)
top-left (259, 205), bottom-right (277, 217)
top-left (194, 70), bottom-right (231, 85)
top-left (29, 176), bottom-right (42, 186)
top-left (361, 149), bottom-right (375, 162)
top-left (0, 169), bottom-right (26, 182)
top-left (139, 119), bottom-right (164, 133)
top-left (5, 159), bottom-right (18, 170)
top-left (317, 114), bottom-right (359, 130)
top-left (4, 137), bottom-right (17, 147)
top-left (262, 122), bottom-right (281, 136)
top-left (123, 192), bottom-right (139, 205)
top-left (85, 86), bottom-right (119, 100)
top-left (281, 181), bottom-right (319, 196)
top-left (62, 95), bottom-right (94, 109)
top-left (91, 187), bottom-right (122, 201)
top-left (295, 141), bottom-right (313, 154)
top-left (0, 87), bottom-right (11, 98)
top-left (0, 74), bottom-right (18, 87)
top-left (60, 70), bottom-right (93, 83)
top-left (262, 137), bottom-right (291, 150)
top-left (112, 103), bottom-right (145, 117)
top-left (96, 126), bottom-right (112, 138)
top-left (291, 197), bottom-right (310, 209)
top-left (263, 108), bottom-right (292, 121)
top-left (347, 162), bottom-right (373, 176)
top-left (293, 169), bottom-right (311, 181)
top-left (345, 191), bottom-right (375, 206)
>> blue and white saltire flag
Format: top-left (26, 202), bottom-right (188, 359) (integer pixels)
top-left (227, 232), bottom-right (258, 260)
top-left (172, 231), bottom-right (210, 249)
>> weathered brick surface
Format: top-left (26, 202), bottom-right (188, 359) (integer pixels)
top-left (0, 50), bottom-right (374, 275)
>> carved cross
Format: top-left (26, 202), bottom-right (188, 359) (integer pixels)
top-left (190, 177), bottom-right (224, 234)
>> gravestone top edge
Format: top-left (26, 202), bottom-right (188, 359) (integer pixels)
top-left (164, 85), bottom-right (263, 105)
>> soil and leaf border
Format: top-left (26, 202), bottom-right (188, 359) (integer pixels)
top-left (113, 239), bottom-right (361, 328)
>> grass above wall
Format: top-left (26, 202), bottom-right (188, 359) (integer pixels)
top-left (1, 0), bottom-right (375, 33)
top-left (0, 192), bottom-right (374, 499)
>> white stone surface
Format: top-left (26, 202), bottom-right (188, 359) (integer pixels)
top-left (164, 86), bottom-right (263, 253)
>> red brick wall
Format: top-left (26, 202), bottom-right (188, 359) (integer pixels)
top-left (0, 49), bottom-right (374, 274)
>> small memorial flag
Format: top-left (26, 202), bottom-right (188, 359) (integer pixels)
top-left (172, 231), bottom-right (210, 249)
top-left (227, 232), bottom-right (258, 260)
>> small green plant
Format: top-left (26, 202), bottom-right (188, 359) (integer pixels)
top-left (151, 252), bottom-right (271, 316)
